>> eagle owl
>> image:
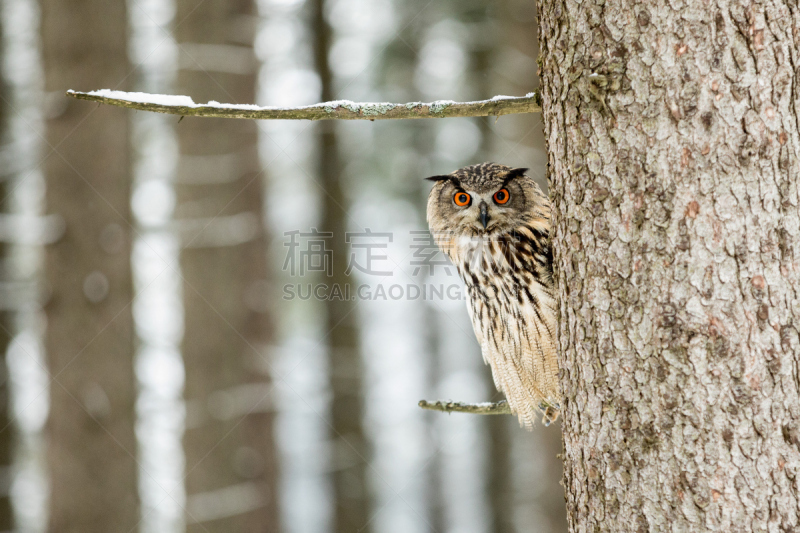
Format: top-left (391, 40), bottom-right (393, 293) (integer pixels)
top-left (426, 163), bottom-right (560, 427)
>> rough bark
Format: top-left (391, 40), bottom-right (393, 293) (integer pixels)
top-left (39, 0), bottom-right (139, 529)
top-left (537, 0), bottom-right (800, 531)
top-left (0, 13), bottom-right (15, 531)
top-left (312, 0), bottom-right (371, 530)
top-left (173, 1), bottom-right (279, 531)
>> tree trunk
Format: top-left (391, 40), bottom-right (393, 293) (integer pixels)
top-left (311, 0), bottom-right (371, 530)
top-left (39, 0), bottom-right (139, 529)
top-left (173, 1), bottom-right (279, 531)
top-left (0, 13), bottom-right (15, 531)
top-left (469, 17), bottom-right (517, 533)
top-left (537, 0), bottom-right (800, 530)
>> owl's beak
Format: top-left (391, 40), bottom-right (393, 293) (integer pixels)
top-left (479, 202), bottom-right (490, 229)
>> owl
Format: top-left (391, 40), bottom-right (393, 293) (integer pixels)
top-left (426, 163), bottom-right (560, 428)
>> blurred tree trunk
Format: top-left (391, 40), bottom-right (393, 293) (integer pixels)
top-left (0, 14), bottom-right (15, 532)
top-left (311, 1), bottom-right (371, 531)
top-left (173, 1), bottom-right (279, 532)
top-left (39, 0), bottom-right (139, 530)
top-left (494, 1), bottom-right (569, 531)
top-left (466, 7), bottom-right (516, 532)
top-left (378, 5), bottom-right (445, 529)
top-left (537, 0), bottom-right (800, 530)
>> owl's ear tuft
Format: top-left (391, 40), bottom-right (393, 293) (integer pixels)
top-left (507, 167), bottom-right (529, 179)
top-left (425, 175), bottom-right (451, 182)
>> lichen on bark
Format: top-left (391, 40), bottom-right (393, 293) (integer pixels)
top-left (537, 0), bottom-right (800, 530)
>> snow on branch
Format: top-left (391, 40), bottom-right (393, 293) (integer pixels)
top-left (66, 89), bottom-right (541, 121)
top-left (418, 399), bottom-right (513, 415)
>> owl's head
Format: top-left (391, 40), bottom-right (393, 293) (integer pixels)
top-left (426, 162), bottom-right (548, 238)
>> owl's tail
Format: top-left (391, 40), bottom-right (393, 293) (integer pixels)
top-left (487, 347), bottom-right (560, 429)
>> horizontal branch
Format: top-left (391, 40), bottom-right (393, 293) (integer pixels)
top-left (66, 89), bottom-right (541, 121)
top-left (418, 399), bottom-right (512, 415)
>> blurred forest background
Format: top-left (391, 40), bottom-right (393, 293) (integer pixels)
top-left (0, 0), bottom-right (565, 531)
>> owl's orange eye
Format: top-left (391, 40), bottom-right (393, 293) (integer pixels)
top-left (493, 188), bottom-right (511, 204)
top-left (454, 192), bottom-right (471, 207)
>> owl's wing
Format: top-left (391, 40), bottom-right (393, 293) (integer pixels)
top-left (517, 289), bottom-right (560, 403)
top-left (467, 295), bottom-right (559, 428)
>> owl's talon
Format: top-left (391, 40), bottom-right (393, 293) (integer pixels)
top-left (538, 403), bottom-right (561, 426)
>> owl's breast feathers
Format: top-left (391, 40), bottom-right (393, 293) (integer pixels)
top-left (436, 224), bottom-right (560, 427)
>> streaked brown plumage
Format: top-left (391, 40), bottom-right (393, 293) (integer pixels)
top-left (426, 163), bottom-right (559, 428)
